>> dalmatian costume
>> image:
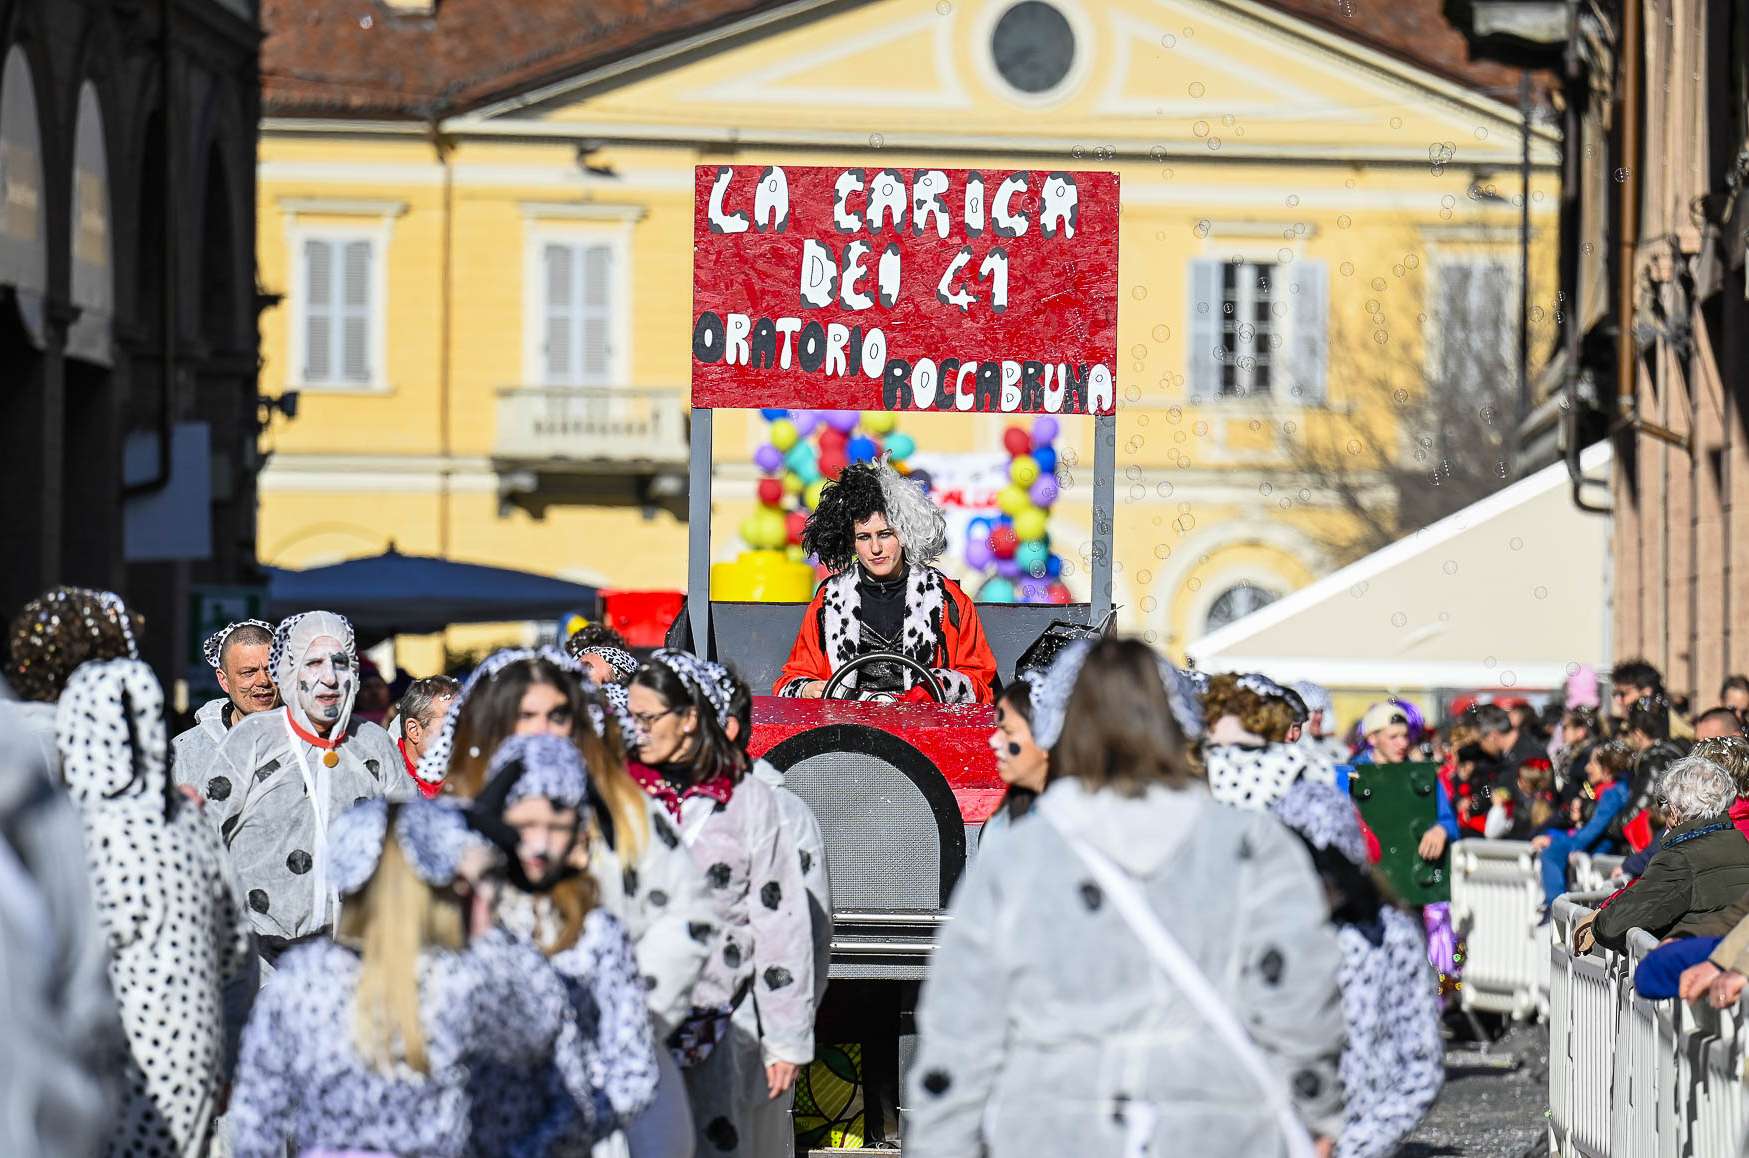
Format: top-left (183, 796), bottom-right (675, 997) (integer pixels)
top-left (55, 659), bottom-right (256, 1158)
top-left (468, 736), bottom-right (663, 1156)
top-left (415, 647), bottom-right (716, 1045)
top-left (1272, 782), bottom-right (1444, 1158)
top-left (204, 612), bottom-right (410, 956)
top-left (1199, 673), bottom-right (1338, 813)
top-left (172, 619), bottom-right (277, 793)
top-left (636, 651), bottom-right (817, 1158)
top-left (227, 798), bottom-right (596, 1158)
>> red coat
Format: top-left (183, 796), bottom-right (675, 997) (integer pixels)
top-left (774, 566), bottom-right (997, 704)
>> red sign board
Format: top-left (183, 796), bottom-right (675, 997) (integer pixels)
top-left (689, 165), bottom-right (1118, 415)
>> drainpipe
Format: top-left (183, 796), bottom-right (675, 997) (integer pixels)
top-left (125, 0), bottom-right (176, 497)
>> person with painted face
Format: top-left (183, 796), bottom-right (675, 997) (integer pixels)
top-left (977, 672), bottom-right (1052, 857)
top-left (205, 611), bottom-right (410, 964)
top-left (416, 648), bottom-right (714, 1157)
top-left (56, 658), bottom-right (257, 1158)
top-left (173, 619), bottom-right (279, 793)
top-left (775, 457), bottom-right (996, 703)
top-left (629, 651), bottom-right (816, 1158)
top-left (468, 734), bottom-right (662, 1156)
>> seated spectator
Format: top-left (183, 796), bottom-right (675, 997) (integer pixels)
top-left (1553, 707), bottom-right (1601, 789)
top-left (1618, 695), bottom-right (1691, 851)
top-left (1587, 755), bottom-right (1749, 954)
top-left (1694, 705), bottom-right (1745, 741)
top-left (1532, 742), bottom-right (1634, 908)
top-left (1470, 704), bottom-right (1545, 795)
top-left (1442, 743), bottom-right (1491, 837)
top-left (1485, 757), bottom-right (1556, 841)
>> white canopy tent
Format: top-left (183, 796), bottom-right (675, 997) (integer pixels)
top-left (1187, 442), bottom-right (1612, 694)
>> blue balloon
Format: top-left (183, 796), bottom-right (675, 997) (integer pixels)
top-left (847, 436), bottom-right (878, 463)
top-left (968, 517), bottom-right (994, 541)
top-left (1033, 446), bottom-right (1057, 475)
top-left (760, 408), bottom-right (791, 421)
top-left (1045, 553), bottom-right (1063, 578)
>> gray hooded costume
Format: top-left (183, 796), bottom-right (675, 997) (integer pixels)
top-left (56, 659), bottom-right (256, 1157)
top-left (204, 612), bottom-right (406, 950)
top-left (905, 779), bottom-right (1345, 1157)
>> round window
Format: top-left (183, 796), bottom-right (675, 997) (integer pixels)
top-left (1204, 583), bottom-right (1281, 633)
top-left (990, 1), bottom-right (1076, 96)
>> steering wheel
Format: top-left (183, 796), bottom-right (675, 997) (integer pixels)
top-left (822, 652), bottom-right (946, 703)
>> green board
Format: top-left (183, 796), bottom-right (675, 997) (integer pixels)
top-left (1347, 761), bottom-right (1450, 905)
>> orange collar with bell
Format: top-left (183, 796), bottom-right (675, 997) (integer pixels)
top-left (286, 708), bottom-right (344, 767)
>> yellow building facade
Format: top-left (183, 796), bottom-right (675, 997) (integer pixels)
top-left (257, 0), bottom-right (1558, 675)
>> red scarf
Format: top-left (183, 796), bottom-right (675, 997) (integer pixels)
top-left (398, 738), bottom-right (443, 800)
top-left (627, 760), bottom-right (734, 822)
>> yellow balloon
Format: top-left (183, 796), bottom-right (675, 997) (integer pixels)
top-left (758, 508), bottom-right (790, 550)
top-left (997, 485), bottom-right (1030, 516)
top-left (804, 479), bottom-right (827, 510)
top-left (1013, 507), bottom-right (1049, 542)
top-left (1009, 454), bottom-right (1040, 488)
top-left (739, 516), bottom-right (760, 546)
top-left (770, 419), bottom-right (799, 452)
top-left (782, 471), bottom-right (805, 497)
top-left (862, 412), bottom-right (898, 436)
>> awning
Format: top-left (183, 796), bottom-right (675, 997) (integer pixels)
top-left (265, 547), bottom-right (599, 638)
top-left (1186, 441), bottom-right (1612, 691)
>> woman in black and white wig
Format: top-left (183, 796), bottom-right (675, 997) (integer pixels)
top-left (774, 457), bottom-right (997, 703)
top-left (226, 797), bottom-right (592, 1157)
top-left (627, 650), bottom-right (817, 1158)
top-left (906, 637), bottom-right (1344, 1158)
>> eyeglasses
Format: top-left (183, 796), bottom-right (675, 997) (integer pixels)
top-left (630, 708), bottom-right (677, 729)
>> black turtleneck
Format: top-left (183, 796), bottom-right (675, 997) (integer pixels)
top-left (857, 563), bottom-right (908, 650)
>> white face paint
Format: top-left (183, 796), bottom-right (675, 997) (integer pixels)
top-left (296, 634), bottom-right (355, 736)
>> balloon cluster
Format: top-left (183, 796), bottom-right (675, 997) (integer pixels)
top-left (742, 409), bottom-right (928, 555)
top-left (969, 417), bottom-right (1072, 605)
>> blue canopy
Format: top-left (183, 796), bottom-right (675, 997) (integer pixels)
top-left (265, 548), bottom-right (598, 638)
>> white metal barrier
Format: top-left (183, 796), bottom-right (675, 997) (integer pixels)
top-left (1547, 895), bottom-right (1749, 1157)
top-left (1451, 839), bottom-right (1550, 1018)
top-left (1572, 852), bottom-right (1628, 893)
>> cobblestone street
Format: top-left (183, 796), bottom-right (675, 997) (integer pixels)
top-left (1404, 1025), bottom-right (1550, 1158)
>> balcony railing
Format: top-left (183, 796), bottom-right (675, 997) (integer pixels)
top-left (495, 386), bottom-right (689, 470)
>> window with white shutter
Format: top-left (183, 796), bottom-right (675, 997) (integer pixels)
top-left (296, 234), bottom-right (380, 388)
top-left (1433, 258), bottom-right (1515, 395)
top-left (539, 241), bottom-right (616, 386)
top-left (1185, 256), bottom-right (1326, 403)
top-left (1285, 259), bottom-right (1328, 403)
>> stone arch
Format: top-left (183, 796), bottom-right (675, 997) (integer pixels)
top-left (1145, 517), bottom-right (1329, 654)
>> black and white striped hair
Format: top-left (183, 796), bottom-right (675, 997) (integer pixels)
top-left (801, 456), bottom-right (946, 573)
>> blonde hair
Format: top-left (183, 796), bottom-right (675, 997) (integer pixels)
top-left (336, 832), bottom-right (465, 1076)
